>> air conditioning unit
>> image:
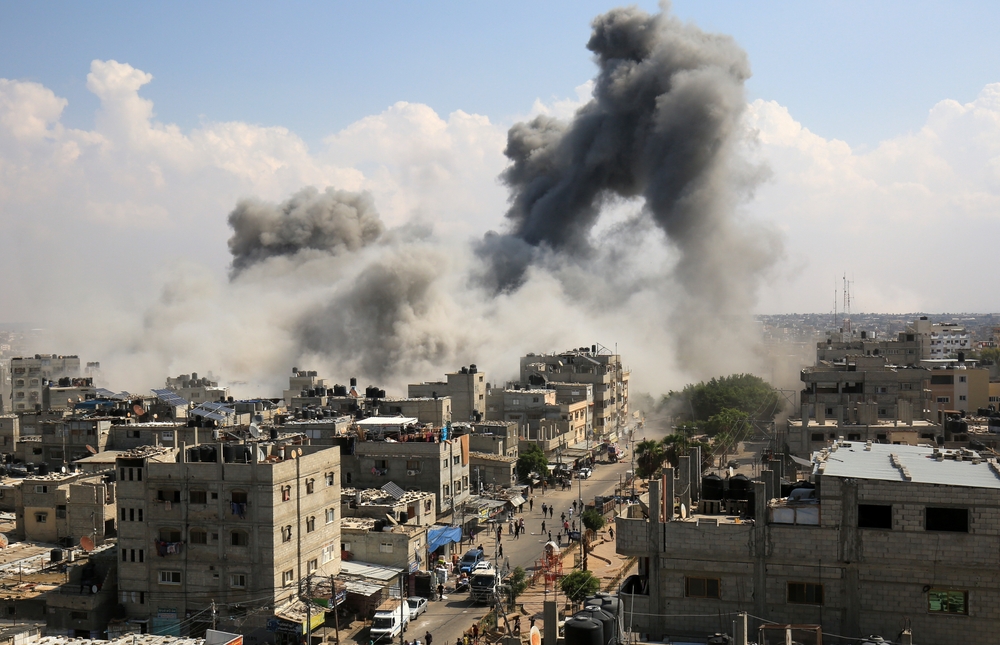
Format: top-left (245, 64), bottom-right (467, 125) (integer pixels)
top-left (407, 470), bottom-right (417, 476)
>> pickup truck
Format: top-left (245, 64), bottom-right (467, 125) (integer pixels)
top-left (459, 547), bottom-right (485, 574)
top-left (370, 600), bottom-right (409, 642)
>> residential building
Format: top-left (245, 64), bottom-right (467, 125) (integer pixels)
top-left (816, 329), bottom-right (922, 366)
top-left (469, 452), bottom-right (517, 492)
top-left (165, 372), bottom-right (229, 405)
top-left (14, 471), bottom-right (116, 546)
top-left (281, 368), bottom-right (330, 407)
top-left (462, 421), bottom-right (518, 459)
top-left (908, 316), bottom-right (972, 359)
top-left (485, 388), bottom-right (590, 460)
top-left (926, 365), bottom-right (990, 413)
top-left (43, 377), bottom-right (98, 411)
top-left (519, 346), bottom-right (628, 438)
top-left (616, 442), bottom-right (1000, 643)
top-left (381, 397), bottom-right (452, 426)
top-left (115, 442), bottom-right (342, 637)
top-left (341, 488), bottom-right (437, 526)
top-left (10, 355), bottom-right (81, 412)
top-left (0, 415), bottom-right (18, 456)
top-left (408, 365), bottom-right (487, 423)
top-left (341, 418), bottom-right (470, 516)
top-left (34, 417), bottom-right (112, 470)
top-left (339, 518), bottom-right (428, 574)
top-left (45, 545), bottom-right (119, 638)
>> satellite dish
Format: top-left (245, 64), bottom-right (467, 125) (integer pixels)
top-left (91, 585), bottom-right (98, 594)
top-left (80, 536), bottom-right (95, 552)
top-left (86, 445), bottom-right (97, 455)
top-left (61, 466), bottom-right (67, 474)
top-left (0, 534), bottom-right (8, 548)
top-left (529, 626), bottom-right (541, 645)
top-left (249, 423), bottom-right (260, 439)
top-left (680, 504), bottom-right (687, 519)
top-left (133, 404), bottom-right (145, 417)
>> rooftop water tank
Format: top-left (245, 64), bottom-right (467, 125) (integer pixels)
top-left (564, 616), bottom-right (603, 645)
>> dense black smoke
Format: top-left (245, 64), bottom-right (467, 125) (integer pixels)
top-left (227, 187), bottom-right (383, 276)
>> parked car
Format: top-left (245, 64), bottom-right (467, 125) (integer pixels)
top-left (406, 596), bottom-right (428, 620)
top-left (576, 467), bottom-right (593, 479)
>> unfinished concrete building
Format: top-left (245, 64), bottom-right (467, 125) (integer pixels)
top-left (14, 471), bottom-right (116, 546)
top-left (616, 442), bottom-right (1000, 643)
top-left (115, 442), bottom-right (342, 637)
top-left (407, 365), bottom-right (487, 423)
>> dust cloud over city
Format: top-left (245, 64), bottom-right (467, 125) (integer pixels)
top-left (43, 5), bottom-right (784, 398)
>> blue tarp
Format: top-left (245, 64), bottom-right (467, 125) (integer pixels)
top-left (427, 525), bottom-right (463, 552)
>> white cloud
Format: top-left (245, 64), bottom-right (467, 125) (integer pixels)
top-left (747, 84), bottom-right (1000, 314)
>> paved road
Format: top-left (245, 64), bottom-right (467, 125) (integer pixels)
top-left (402, 448), bottom-right (644, 645)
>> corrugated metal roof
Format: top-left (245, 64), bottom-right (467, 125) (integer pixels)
top-left (814, 442), bottom-right (1000, 490)
top-left (340, 560), bottom-right (404, 581)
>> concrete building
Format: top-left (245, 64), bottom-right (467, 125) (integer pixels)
top-left (0, 415), bottom-right (18, 456)
top-left (45, 545), bottom-right (119, 638)
top-left (281, 368), bottom-right (329, 407)
top-left (408, 365), bottom-right (487, 423)
top-left (339, 517), bottom-right (428, 574)
top-left (462, 421), bottom-right (518, 459)
top-left (164, 372), bottom-right (229, 405)
top-left (927, 365), bottom-right (990, 413)
top-left (519, 346), bottom-right (628, 438)
top-left (381, 397), bottom-right (452, 426)
top-left (43, 378), bottom-right (98, 412)
top-left (115, 442), bottom-right (342, 637)
top-left (341, 488), bottom-right (436, 526)
top-left (34, 417), bottom-right (112, 470)
top-left (341, 418), bottom-right (470, 516)
top-left (10, 355), bottom-right (81, 412)
top-left (485, 388), bottom-right (590, 460)
top-left (799, 355), bottom-right (931, 427)
top-left (784, 417), bottom-right (943, 457)
top-left (909, 317), bottom-right (972, 359)
top-left (469, 452), bottom-right (517, 492)
top-left (816, 329), bottom-right (922, 366)
top-left (616, 442), bottom-right (1000, 643)
top-left (14, 471), bottom-right (116, 546)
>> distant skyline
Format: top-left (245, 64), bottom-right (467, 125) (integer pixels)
top-left (2, 2), bottom-right (999, 394)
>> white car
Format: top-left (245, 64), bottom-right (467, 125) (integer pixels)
top-left (406, 596), bottom-right (428, 621)
top-left (577, 467), bottom-right (593, 479)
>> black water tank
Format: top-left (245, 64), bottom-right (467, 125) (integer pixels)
top-left (702, 474), bottom-right (724, 501)
top-left (50, 549), bottom-right (63, 563)
top-left (585, 593), bottom-right (623, 619)
top-left (399, 511), bottom-right (409, 523)
top-left (37, 462), bottom-right (49, 476)
top-left (780, 481), bottom-right (794, 497)
top-left (270, 427), bottom-right (279, 440)
top-left (26, 463), bottom-right (35, 474)
top-left (350, 377), bottom-right (357, 387)
top-left (201, 446), bottom-right (217, 463)
top-left (575, 607), bottom-right (614, 645)
top-left (187, 448), bottom-right (201, 463)
top-left (727, 474), bottom-right (750, 501)
top-left (564, 616), bottom-right (603, 645)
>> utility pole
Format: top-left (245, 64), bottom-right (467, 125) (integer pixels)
top-left (211, 600), bottom-right (217, 630)
top-left (306, 575), bottom-right (313, 645)
top-left (331, 575), bottom-right (340, 645)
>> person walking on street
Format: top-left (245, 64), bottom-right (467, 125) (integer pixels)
top-left (514, 616), bottom-right (521, 634)
top-left (541, 520), bottom-right (546, 533)
top-left (608, 527), bottom-right (614, 540)
top-left (550, 507), bottom-right (554, 518)
top-left (438, 583), bottom-right (445, 600)
top-left (569, 507), bottom-right (574, 520)
top-left (498, 543), bottom-right (504, 558)
top-left (561, 512), bottom-right (566, 523)
top-left (472, 623), bottom-right (479, 645)
top-left (529, 498), bottom-right (534, 512)
top-left (426, 632), bottom-right (433, 645)
top-left (548, 531), bottom-right (552, 542)
top-left (541, 503), bottom-right (547, 516)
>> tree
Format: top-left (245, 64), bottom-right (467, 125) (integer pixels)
top-left (560, 570), bottom-right (601, 604)
top-left (581, 508), bottom-right (606, 532)
top-left (507, 567), bottom-right (528, 607)
top-left (517, 444), bottom-right (547, 482)
top-left (669, 374), bottom-right (780, 421)
top-left (635, 439), bottom-right (667, 478)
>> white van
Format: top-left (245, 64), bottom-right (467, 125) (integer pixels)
top-left (370, 600), bottom-right (409, 642)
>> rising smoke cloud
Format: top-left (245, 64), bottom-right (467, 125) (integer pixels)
top-left (227, 187), bottom-right (384, 276)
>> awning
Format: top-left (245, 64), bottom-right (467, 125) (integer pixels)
top-left (427, 525), bottom-right (463, 552)
top-left (789, 454), bottom-right (813, 467)
top-left (507, 495), bottom-right (526, 507)
top-left (340, 560), bottom-right (404, 582)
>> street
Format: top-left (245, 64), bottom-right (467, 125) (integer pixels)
top-left (383, 453), bottom-right (641, 645)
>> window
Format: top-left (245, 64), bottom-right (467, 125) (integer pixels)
top-left (281, 525), bottom-right (292, 542)
top-left (56, 505), bottom-right (66, 519)
top-left (123, 549), bottom-right (145, 563)
top-left (936, 397), bottom-right (950, 404)
top-left (326, 472), bottom-right (335, 486)
top-left (306, 516), bottom-right (316, 533)
top-left (406, 460), bottom-right (420, 471)
top-left (231, 490), bottom-right (248, 504)
top-left (35, 512), bottom-right (47, 523)
top-left (453, 456), bottom-right (460, 465)
top-left (308, 559), bottom-right (318, 573)
top-left (375, 459), bottom-right (388, 470)
top-left (847, 433), bottom-right (861, 441)
top-left (159, 571), bottom-right (182, 585)
top-left (810, 433), bottom-right (825, 442)
top-left (282, 569), bottom-right (294, 586)
top-left (70, 611), bottom-right (88, 620)
top-left (190, 490), bottom-right (207, 504)
top-left (231, 531), bottom-right (249, 546)
top-left (379, 542), bottom-right (394, 553)
top-left (306, 478), bottom-right (315, 494)
top-left (281, 486), bottom-right (291, 502)
top-left (928, 589), bottom-right (968, 615)
top-left (159, 528), bottom-right (181, 542)
top-left (925, 507), bottom-right (968, 532)
top-left (959, 395), bottom-right (967, 402)
top-left (157, 489), bottom-right (181, 503)
top-left (443, 485), bottom-right (450, 497)
top-left (322, 542), bottom-right (337, 563)
top-left (34, 485), bottom-right (48, 494)
top-left (787, 582), bottom-right (823, 605)
top-left (230, 574), bottom-right (247, 588)
top-left (424, 499), bottom-right (432, 512)
top-left (326, 508), bottom-right (336, 524)
top-left (190, 529), bottom-right (208, 544)
top-left (684, 577), bottom-right (720, 599)
top-left (959, 376), bottom-right (967, 383)
top-left (858, 504), bottom-right (892, 529)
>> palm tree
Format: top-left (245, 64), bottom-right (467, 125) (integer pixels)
top-left (635, 439), bottom-right (666, 478)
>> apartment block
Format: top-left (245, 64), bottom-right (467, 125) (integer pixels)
top-left (340, 517), bottom-right (428, 573)
top-left (909, 317), bottom-right (972, 359)
top-left (616, 442), bottom-right (1000, 643)
top-left (164, 372), bottom-right (229, 404)
top-left (34, 418), bottom-right (112, 470)
top-left (519, 346), bottom-right (628, 438)
top-left (10, 355), bottom-right (81, 412)
top-left (341, 488), bottom-right (436, 526)
top-left (461, 421), bottom-right (518, 458)
top-left (0, 414), bottom-right (19, 455)
top-left (115, 442), bottom-right (342, 637)
top-left (14, 471), bottom-right (116, 545)
top-left (341, 418), bottom-right (470, 516)
top-left (407, 365), bottom-right (487, 423)
top-left (469, 452), bottom-right (517, 492)
top-left (381, 396), bottom-right (452, 426)
top-left (927, 365), bottom-right (990, 412)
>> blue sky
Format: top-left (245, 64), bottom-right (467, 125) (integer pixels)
top-left (3, 1), bottom-right (998, 150)
top-left (2, 1), bottom-right (1000, 392)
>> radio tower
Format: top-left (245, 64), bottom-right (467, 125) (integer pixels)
top-left (842, 274), bottom-right (853, 336)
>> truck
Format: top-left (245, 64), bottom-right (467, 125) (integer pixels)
top-left (369, 599), bottom-right (409, 642)
top-left (469, 561), bottom-right (498, 604)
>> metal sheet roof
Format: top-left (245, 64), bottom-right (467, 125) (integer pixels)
top-left (814, 442), bottom-right (1000, 490)
top-left (357, 416), bottom-right (418, 426)
top-left (340, 560), bottom-right (404, 581)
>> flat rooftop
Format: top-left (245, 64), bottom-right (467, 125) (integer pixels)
top-left (814, 441), bottom-right (1000, 489)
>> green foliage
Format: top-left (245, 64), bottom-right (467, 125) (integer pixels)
top-left (979, 347), bottom-right (1000, 365)
top-left (661, 374), bottom-right (779, 422)
top-left (635, 439), bottom-right (666, 478)
top-left (560, 570), bottom-right (601, 604)
top-left (581, 508), bottom-right (606, 532)
top-left (517, 444), bottom-right (548, 482)
top-left (507, 567), bottom-right (528, 602)
top-left (705, 407), bottom-right (751, 437)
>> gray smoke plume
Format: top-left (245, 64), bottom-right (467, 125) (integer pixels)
top-left (227, 186), bottom-right (383, 276)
